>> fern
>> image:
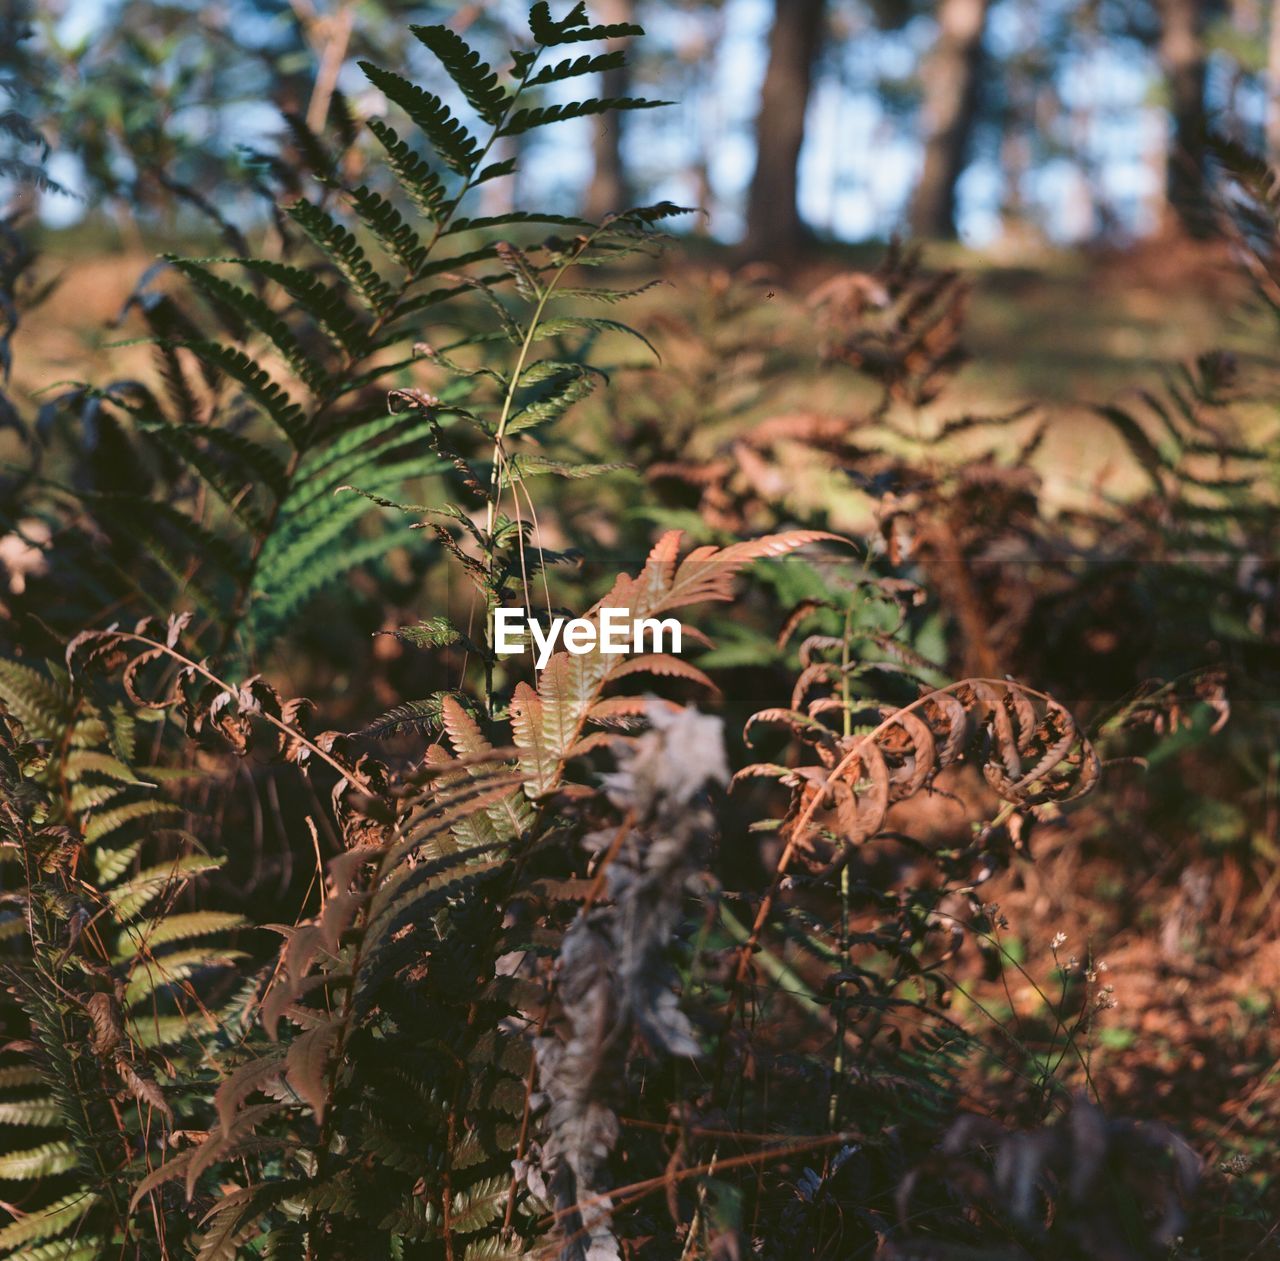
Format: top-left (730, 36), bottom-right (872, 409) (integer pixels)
top-left (0, 664), bottom-right (243, 1258)
top-left (6, 4), bottom-right (672, 673)
top-left (3, 9), bottom-right (1205, 1259)
top-left (506, 531), bottom-right (838, 796)
top-left (57, 612), bottom-right (540, 1255)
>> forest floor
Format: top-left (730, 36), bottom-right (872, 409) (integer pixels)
top-left (16, 229), bottom-right (1272, 406)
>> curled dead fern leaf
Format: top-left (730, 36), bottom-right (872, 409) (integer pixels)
top-left (740, 677), bottom-right (1100, 855)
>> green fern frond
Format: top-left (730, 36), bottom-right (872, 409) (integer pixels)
top-left (0, 1098), bottom-right (62, 1126)
top-left (443, 210), bottom-right (588, 236)
top-left (364, 119), bottom-right (447, 219)
top-left (360, 697), bottom-right (449, 738)
top-left (168, 259), bottom-right (329, 392)
top-left (93, 840), bottom-right (143, 884)
top-left (228, 258), bottom-right (368, 355)
top-left (525, 50), bottom-right (626, 88)
top-left (531, 313), bottom-right (659, 356)
top-left (132, 1013), bottom-right (221, 1049)
top-left (0, 659), bottom-right (70, 739)
top-left (504, 454), bottom-right (628, 482)
top-left (124, 945), bottom-right (249, 1005)
top-left (357, 63), bottom-right (480, 176)
top-left (114, 910), bottom-right (246, 958)
top-left (0, 1141), bottom-right (78, 1180)
top-left (500, 95), bottom-right (665, 138)
top-left (504, 369), bottom-right (597, 435)
top-left (253, 528), bottom-right (419, 641)
top-left (255, 452), bottom-right (438, 582)
top-left (286, 409), bottom-right (440, 511)
top-left (170, 340), bottom-right (309, 446)
top-left (410, 26), bottom-right (508, 126)
top-left (108, 855), bottom-right (225, 921)
top-left (84, 800), bottom-right (184, 846)
top-left (244, 398), bottom-right (446, 635)
top-left (388, 618), bottom-right (464, 649)
top-left (528, 0), bottom-right (642, 45)
top-left (63, 749), bottom-right (147, 785)
top-left (448, 1173), bottom-right (509, 1233)
top-left (347, 185), bottom-right (428, 272)
top-left (287, 200), bottom-right (394, 314)
top-left (14, 1240), bottom-right (106, 1261)
top-left (0, 1192), bottom-right (96, 1253)
top-left (410, 243), bottom-right (510, 282)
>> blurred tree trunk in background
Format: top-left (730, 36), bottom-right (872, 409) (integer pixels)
top-left (1268, 0), bottom-right (1280, 167)
top-left (743, 0), bottom-right (826, 261)
top-left (1156, 0), bottom-right (1212, 235)
top-left (583, 0), bottom-right (633, 220)
top-left (908, 0), bottom-right (990, 239)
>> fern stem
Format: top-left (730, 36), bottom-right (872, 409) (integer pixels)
top-left (217, 47), bottom-right (550, 662)
top-left (827, 603), bottom-right (855, 1131)
top-left (101, 632), bottom-right (377, 792)
top-left (478, 223), bottom-right (604, 713)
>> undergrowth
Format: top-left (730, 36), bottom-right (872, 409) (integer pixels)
top-left (0, 5), bottom-right (1276, 1260)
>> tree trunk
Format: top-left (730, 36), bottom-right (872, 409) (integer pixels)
top-left (908, 0), bottom-right (990, 240)
top-left (1156, 0), bottom-right (1212, 236)
top-left (742, 0), bottom-right (826, 262)
top-left (1268, 0), bottom-right (1280, 167)
top-left (583, 0), bottom-right (633, 221)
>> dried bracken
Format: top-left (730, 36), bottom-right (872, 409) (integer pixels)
top-left (740, 677), bottom-right (1100, 857)
top-left (809, 240), bottom-right (969, 410)
top-left (4, 9), bottom-right (1278, 1254)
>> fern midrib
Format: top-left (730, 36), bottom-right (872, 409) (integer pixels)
top-left (479, 218), bottom-right (620, 711)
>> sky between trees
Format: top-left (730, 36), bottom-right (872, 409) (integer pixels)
top-left (4, 0), bottom-right (1275, 257)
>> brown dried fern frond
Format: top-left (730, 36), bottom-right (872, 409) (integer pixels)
top-left (739, 677), bottom-right (1100, 852)
top-left (65, 613), bottom-right (398, 849)
top-left (809, 239), bottom-right (969, 410)
top-left (505, 528), bottom-right (842, 801)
